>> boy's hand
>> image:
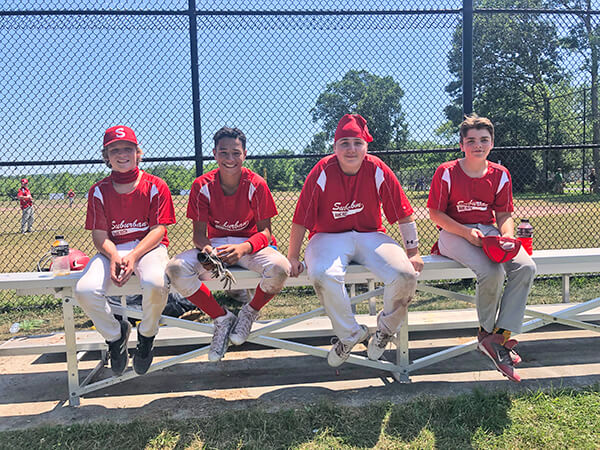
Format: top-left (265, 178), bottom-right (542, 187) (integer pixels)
top-left (406, 248), bottom-right (424, 274)
top-left (215, 243), bottom-right (251, 266)
top-left (199, 245), bottom-right (216, 271)
top-left (466, 228), bottom-right (484, 247)
top-left (288, 257), bottom-right (305, 277)
top-left (114, 253), bottom-right (135, 287)
top-left (110, 256), bottom-right (127, 287)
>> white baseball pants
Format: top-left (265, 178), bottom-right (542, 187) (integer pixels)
top-left (305, 231), bottom-right (417, 346)
top-left (166, 236), bottom-right (291, 298)
top-left (74, 241), bottom-right (170, 342)
top-left (21, 206), bottom-right (34, 233)
top-left (438, 224), bottom-right (537, 334)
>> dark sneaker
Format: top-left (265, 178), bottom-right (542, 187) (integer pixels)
top-left (327, 325), bottom-right (369, 367)
top-left (367, 329), bottom-right (394, 361)
top-left (477, 329), bottom-right (521, 365)
top-left (478, 333), bottom-right (521, 382)
top-left (208, 310), bottom-right (237, 362)
top-left (133, 332), bottom-right (155, 375)
top-left (107, 319), bottom-right (131, 376)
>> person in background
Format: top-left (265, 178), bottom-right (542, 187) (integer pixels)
top-left (17, 178), bottom-right (34, 233)
top-left (67, 188), bottom-right (75, 207)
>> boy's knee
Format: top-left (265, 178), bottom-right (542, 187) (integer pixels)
top-left (165, 258), bottom-right (189, 286)
top-left (392, 269), bottom-right (417, 291)
top-left (522, 260), bottom-right (537, 280)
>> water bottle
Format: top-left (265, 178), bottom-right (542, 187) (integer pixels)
top-left (516, 219), bottom-right (533, 255)
top-left (51, 235), bottom-right (70, 276)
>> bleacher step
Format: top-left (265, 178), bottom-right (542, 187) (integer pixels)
top-left (1, 303), bottom-right (599, 356)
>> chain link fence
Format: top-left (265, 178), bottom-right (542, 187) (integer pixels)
top-left (0, 1), bottom-right (599, 294)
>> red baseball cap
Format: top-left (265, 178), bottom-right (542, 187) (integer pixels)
top-left (21, 178), bottom-right (28, 184)
top-left (481, 236), bottom-right (522, 263)
top-left (103, 125), bottom-right (138, 147)
top-left (334, 114), bottom-right (373, 143)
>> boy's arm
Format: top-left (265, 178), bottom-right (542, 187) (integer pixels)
top-left (397, 215), bottom-right (424, 273)
top-left (496, 212), bottom-right (514, 238)
top-left (287, 222), bottom-right (307, 277)
top-left (429, 208), bottom-right (484, 247)
top-left (192, 221), bottom-right (213, 254)
top-left (214, 219), bottom-right (272, 266)
top-left (91, 229), bottom-right (125, 286)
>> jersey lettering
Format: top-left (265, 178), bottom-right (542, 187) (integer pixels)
top-left (331, 200), bottom-right (365, 219)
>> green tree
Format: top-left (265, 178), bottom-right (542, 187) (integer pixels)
top-left (551, 0), bottom-right (600, 192)
top-left (249, 149), bottom-right (301, 191)
top-left (311, 70), bottom-right (408, 152)
top-left (442, 0), bottom-right (568, 190)
top-left (298, 131), bottom-right (328, 181)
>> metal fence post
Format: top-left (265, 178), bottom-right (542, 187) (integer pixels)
top-left (462, 0), bottom-right (473, 116)
top-left (189, 0), bottom-right (203, 176)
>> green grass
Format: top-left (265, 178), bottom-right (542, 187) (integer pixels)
top-left (0, 386), bottom-right (598, 449)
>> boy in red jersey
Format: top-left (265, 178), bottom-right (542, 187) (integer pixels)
top-left (166, 127), bottom-right (290, 362)
top-left (75, 126), bottom-right (176, 376)
top-left (288, 114), bottom-right (423, 368)
top-left (17, 178), bottom-right (34, 233)
top-left (427, 114), bottom-right (536, 382)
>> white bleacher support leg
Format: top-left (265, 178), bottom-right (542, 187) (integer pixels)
top-left (562, 275), bottom-right (570, 303)
top-left (368, 280), bottom-right (376, 315)
top-left (62, 297), bottom-right (80, 407)
top-left (392, 308), bottom-right (410, 383)
top-left (350, 284), bottom-right (357, 314)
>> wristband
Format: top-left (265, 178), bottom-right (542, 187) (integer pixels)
top-left (245, 232), bottom-right (269, 254)
top-left (399, 221), bottom-right (419, 249)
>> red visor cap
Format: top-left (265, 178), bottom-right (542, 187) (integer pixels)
top-left (481, 236), bottom-right (522, 263)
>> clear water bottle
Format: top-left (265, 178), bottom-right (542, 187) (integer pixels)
top-left (51, 235), bottom-right (70, 276)
top-left (516, 219), bottom-right (533, 255)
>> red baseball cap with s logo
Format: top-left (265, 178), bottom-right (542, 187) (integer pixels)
top-left (103, 125), bottom-right (138, 147)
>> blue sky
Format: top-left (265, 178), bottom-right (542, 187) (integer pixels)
top-left (0, 1), bottom-right (595, 176)
top-left (0, 8), bottom-right (458, 175)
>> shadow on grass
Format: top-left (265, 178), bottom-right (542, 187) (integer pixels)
top-left (0, 393), bottom-right (514, 449)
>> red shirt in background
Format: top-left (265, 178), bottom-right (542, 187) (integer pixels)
top-left (17, 187), bottom-right (33, 209)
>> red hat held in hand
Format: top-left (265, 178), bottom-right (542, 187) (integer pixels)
top-left (334, 114), bottom-right (373, 143)
top-left (481, 236), bottom-right (522, 263)
top-left (103, 125), bottom-right (138, 147)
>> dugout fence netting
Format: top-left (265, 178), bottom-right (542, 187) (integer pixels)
top-left (1, 1), bottom-right (599, 307)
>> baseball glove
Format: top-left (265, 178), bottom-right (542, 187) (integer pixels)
top-left (197, 250), bottom-right (237, 290)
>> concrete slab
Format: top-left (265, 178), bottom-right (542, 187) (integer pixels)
top-left (0, 325), bottom-right (599, 431)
